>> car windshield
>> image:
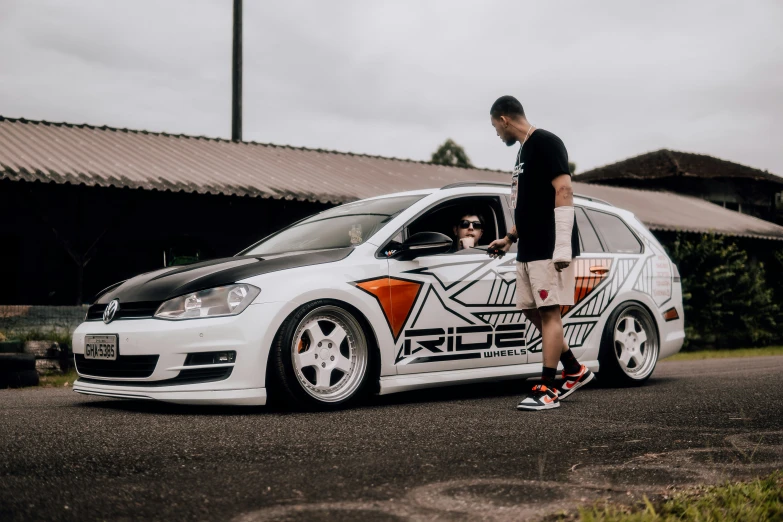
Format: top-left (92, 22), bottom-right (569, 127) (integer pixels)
top-left (240, 194), bottom-right (425, 256)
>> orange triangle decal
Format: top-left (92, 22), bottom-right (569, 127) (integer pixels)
top-left (356, 277), bottom-right (422, 340)
top-left (356, 278), bottom-right (393, 330)
top-left (387, 278), bottom-right (422, 338)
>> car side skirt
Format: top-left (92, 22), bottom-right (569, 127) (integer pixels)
top-left (377, 360), bottom-right (600, 395)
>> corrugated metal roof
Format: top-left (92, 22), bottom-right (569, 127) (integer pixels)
top-left (2, 116), bottom-right (782, 241)
top-left (574, 183), bottom-right (783, 241)
top-left (0, 116), bottom-right (509, 204)
top-left (576, 149), bottom-right (783, 185)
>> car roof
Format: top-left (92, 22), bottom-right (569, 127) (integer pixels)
top-left (361, 183), bottom-right (625, 215)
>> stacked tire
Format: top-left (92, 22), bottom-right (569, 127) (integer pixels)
top-left (0, 341), bottom-right (40, 388)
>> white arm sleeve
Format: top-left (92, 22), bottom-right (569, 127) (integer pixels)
top-left (553, 206), bottom-right (575, 263)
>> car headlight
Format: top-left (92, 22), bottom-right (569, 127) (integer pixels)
top-left (154, 284), bottom-right (261, 320)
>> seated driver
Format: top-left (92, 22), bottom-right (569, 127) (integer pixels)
top-left (452, 211), bottom-right (484, 251)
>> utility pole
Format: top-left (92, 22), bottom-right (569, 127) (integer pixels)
top-left (232, 0), bottom-right (242, 142)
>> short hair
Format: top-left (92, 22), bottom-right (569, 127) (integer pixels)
top-left (490, 96), bottom-right (525, 119)
top-left (457, 209), bottom-right (485, 225)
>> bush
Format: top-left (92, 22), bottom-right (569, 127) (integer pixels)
top-left (0, 328), bottom-right (72, 354)
top-left (665, 234), bottom-right (778, 349)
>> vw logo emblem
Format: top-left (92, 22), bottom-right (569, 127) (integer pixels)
top-left (103, 299), bottom-right (120, 324)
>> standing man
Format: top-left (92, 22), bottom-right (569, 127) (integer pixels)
top-left (487, 95), bottom-right (594, 411)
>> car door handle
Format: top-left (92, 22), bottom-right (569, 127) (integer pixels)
top-left (589, 266), bottom-right (610, 274)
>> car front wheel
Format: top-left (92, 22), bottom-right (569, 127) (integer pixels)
top-left (598, 302), bottom-right (659, 385)
top-left (270, 301), bottom-right (373, 409)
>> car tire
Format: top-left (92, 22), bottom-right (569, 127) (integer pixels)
top-left (0, 369), bottom-right (39, 388)
top-left (269, 300), bottom-right (377, 410)
top-left (0, 353), bottom-right (37, 372)
top-left (598, 302), bottom-right (659, 386)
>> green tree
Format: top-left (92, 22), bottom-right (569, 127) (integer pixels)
top-left (568, 161), bottom-right (576, 175)
top-left (770, 250), bottom-right (783, 342)
top-left (430, 139), bottom-right (474, 168)
top-left (667, 234), bottom-right (778, 348)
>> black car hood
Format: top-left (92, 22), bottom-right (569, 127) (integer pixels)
top-left (95, 248), bottom-right (354, 305)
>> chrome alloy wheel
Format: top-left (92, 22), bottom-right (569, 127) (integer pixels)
top-left (290, 306), bottom-right (368, 403)
top-left (613, 305), bottom-right (659, 380)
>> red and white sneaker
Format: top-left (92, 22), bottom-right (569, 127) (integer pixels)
top-left (517, 384), bottom-right (560, 411)
top-left (557, 365), bottom-right (595, 400)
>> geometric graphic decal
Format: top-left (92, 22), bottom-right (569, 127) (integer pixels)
top-left (527, 325), bottom-right (542, 352)
top-left (565, 321), bottom-right (597, 349)
top-left (487, 275), bottom-right (517, 307)
top-left (634, 258), bottom-right (652, 295)
top-left (358, 247), bottom-right (647, 367)
top-left (407, 260), bottom-right (491, 290)
top-left (633, 238), bottom-right (673, 308)
top-left (451, 272), bottom-right (500, 307)
top-left (473, 310), bottom-right (526, 326)
top-left (526, 321), bottom-right (597, 353)
top-left (355, 277), bottom-right (423, 342)
top-left (411, 286), bottom-right (474, 329)
top-left (395, 285), bottom-right (478, 364)
top-left (378, 254), bottom-right (532, 367)
top-left (573, 258), bottom-right (638, 318)
top-left (451, 258), bottom-right (517, 308)
top-left (560, 258), bottom-right (613, 316)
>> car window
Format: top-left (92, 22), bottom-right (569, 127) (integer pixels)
top-left (241, 195), bottom-right (424, 256)
top-left (405, 196), bottom-right (504, 254)
top-left (585, 209), bottom-right (643, 254)
top-left (575, 207), bottom-right (604, 253)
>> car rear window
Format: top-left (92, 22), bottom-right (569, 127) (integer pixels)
top-left (585, 209), bottom-right (643, 254)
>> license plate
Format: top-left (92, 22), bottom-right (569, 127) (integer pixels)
top-left (84, 335), bottom-right (118, 360)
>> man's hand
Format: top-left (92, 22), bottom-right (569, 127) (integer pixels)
top-left (458, 237), bottom-right (475, 250)
top-left (487, 237), bottom-right (511, 258)
top-left (554, 260), bottom-right (570, 272)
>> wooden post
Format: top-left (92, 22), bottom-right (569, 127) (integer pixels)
top-left (232, 0), bottom-right (243, 142)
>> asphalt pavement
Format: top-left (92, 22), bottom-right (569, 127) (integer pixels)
top-left (1, 356), bottom-right (782, 522)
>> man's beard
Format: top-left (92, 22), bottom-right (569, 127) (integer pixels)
top-left (504, 137), bottom-right (517, 146)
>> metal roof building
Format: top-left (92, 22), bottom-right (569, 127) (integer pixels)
top-left (2, 116), bottom-right (782, 305)
top-left (2, 116), bottom-right (782, 240)
top-left (575, 149), bottom-right (783, 225)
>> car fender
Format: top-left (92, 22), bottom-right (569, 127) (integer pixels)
top-left (243, 273), bottom-right (397, 379)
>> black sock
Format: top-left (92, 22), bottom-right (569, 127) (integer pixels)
top-left (560, 349), bottom-right (581, 374)
top-left (541, 366), bottom-right (557, 386)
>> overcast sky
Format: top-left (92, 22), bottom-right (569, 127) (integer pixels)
top-left (1, 0), bottom-right (781, 175)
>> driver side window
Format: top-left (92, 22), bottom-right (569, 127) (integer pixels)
top-left (405, 196), bottom-right (505, 255)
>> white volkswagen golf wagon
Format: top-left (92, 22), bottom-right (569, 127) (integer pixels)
top-left (72, 182), bottom-right (685, 408)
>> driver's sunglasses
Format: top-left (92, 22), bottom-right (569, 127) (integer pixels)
top-left (459, 220), bottom-right (483, 230)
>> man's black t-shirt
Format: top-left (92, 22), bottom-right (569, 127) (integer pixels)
top-left (512, 129), bottom-right (580, 262)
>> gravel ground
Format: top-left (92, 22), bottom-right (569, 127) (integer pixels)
top-left (1, 356), bottom-right (781, 521)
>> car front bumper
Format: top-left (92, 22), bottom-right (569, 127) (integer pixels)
top-left (71, 302), bottom-right (283, 406)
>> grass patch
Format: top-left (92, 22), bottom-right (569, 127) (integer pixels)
top-left (571, 472), bottom-right (782, 521)
top-left (38, 369), bottom-right (78, 388)
top-left (663, 346), bottom-right (783, 361)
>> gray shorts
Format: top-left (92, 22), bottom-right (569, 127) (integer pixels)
top-left (516, 259), bottom-right (576, 309)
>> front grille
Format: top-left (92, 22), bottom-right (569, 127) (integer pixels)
top-left (74, 354), bottom-right (159, 378)
top-left (86, 301), bottom-right (160, 321)
top-left (77, 366), bottom-right (233, 387)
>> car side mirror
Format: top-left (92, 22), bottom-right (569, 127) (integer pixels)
top-left (396, 232), bottom-right (453, 260)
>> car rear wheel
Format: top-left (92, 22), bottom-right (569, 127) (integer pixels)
top-left (270, 301), bottom-right (373, 409)
top-left (598, 302), bottom-right (659, 385)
